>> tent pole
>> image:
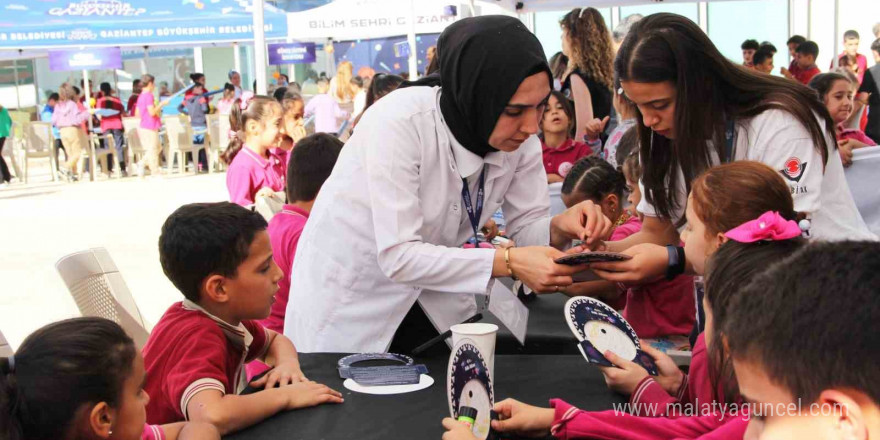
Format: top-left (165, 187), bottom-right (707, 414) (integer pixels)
top-left (233, 42), bottom-right (242, 78)
top-left (252, 0), bottom-right (268, 94)
top-left (407, 0), bottom-right (418, 80)
top-left (13, 60), bottom-right (21, 110)
top-left (83, 69), bottom-right (96, 182)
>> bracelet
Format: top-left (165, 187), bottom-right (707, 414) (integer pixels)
top-left (665, 245), bottom-right (686, 281)
top-left (504, 247), bottom-right (518, 280)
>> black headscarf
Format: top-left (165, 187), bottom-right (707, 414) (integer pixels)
top-left (404, 16), bottom-right (551, 157)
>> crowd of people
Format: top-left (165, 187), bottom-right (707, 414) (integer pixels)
top-left (2, 10), bottom-right (880, 440)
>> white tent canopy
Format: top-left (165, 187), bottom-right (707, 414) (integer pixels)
top-left (499, 0), bottom-right (739, 13)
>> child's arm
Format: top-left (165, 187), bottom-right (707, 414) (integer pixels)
top-left (559, 280), bottom-right (623, 304)
top-left (186, 383), bottom-right (343, 435)
top-left (602, 345), bottom-right (684, 394)
top-left (156, 422), bottom-right (220, 440)
top-left (249, 330), bottom-right (308, 388)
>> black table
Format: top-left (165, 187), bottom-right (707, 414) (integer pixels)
top-left (489, 292), bottom-right (580, 355)
top-left (227, 352), bottom-right (625, 440)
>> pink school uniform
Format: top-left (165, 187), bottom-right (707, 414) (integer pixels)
top-left (246, 204), bottom-right (310, 379)
top-left (630, 334), bottom-right (715, 415)
top-left (544, 332), bottom-right (747, 439)
top-left (226, 145), bottom-right (287, 206)
top-left (611, 217), bottom-right (696, 339)
top-left (136, 92), bottom-right (161, 130)
top-left (549, 399), bottom-right (748, 440)
top-left (838, 127), bottom-right (877, 146)
top-left (603, 215), bottom-right (641, 310)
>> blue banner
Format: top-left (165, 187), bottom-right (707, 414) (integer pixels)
top-left (0, 0), bottom-right (288, 49)
top-left (49, 47), bottom-right (123, 71)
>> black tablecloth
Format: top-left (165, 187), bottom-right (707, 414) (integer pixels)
top-left (227, 352), bottom-right (625, 440)
top-left (489, 292), bottom-right (579, 355)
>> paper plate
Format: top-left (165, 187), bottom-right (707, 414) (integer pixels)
top-left (447, 339), bottom-right (494, 439)
top-left (564, 296), bottom-right (658, 375)
top-left (343, 374), bottom-right (434, 395)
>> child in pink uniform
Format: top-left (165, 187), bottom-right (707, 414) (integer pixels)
top-left (0, 317), bottom-right (218, 440)
top-left (808, 72), bottom-right (877, 168)
top-left (561, 154), bottom-right (695, 338)
top-left (221, 94), bottom-right (287, 206)
top-left (246, 133), bottom-right (344, 379)
top-left (442, 207), bottom-right (806, 440)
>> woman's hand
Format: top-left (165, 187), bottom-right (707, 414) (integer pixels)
top-left (491, 398), bottom-right (555, 437)
top-left (547, 173), bottom-right (564, 184)
top-left (507, 247), bottom-right (587, 294)
top-left (551, 200), bottom-right (613, 248)
top-left (589, 243), bottom-right (669, 284)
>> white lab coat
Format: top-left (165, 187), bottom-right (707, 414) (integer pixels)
top-left (283, 86), bottom-right (552, 353)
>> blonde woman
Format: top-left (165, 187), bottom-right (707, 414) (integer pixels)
top-left (51, 83), bottom-right (90, 182)
top-left (329, 61), bottom-right (355, 104)
top-left (560, 7), bottom-right (615, 141)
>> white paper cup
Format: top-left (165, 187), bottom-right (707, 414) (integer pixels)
top-left (451, 323), bottom-right (498, 377)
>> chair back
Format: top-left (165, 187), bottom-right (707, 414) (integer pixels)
top-left (55, 248), bottom-right (150, 349)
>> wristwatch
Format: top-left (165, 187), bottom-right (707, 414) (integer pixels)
top-left (665, 245), bottom-right (686, 280)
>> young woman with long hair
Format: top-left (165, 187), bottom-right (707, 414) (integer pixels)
top-left (585, 13), bottom-right (873, 286)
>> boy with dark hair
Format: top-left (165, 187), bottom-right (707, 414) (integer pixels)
top-left (833, 30), bottom-right (868, 84)
top-left (725, 241), bottom-right (880, 438)
top-left (741, 39), bottom-right (760, 67)
top-left (144, 202), bottom-right (343, 434)
top-left (782, 35), bottom-right (807, 80)
top-left (792, 41), bottom-right (821, 84)
top-left (759, 41), bottom-right (777, 55)
top-left (258, 133), bottom-right (344, 337)
top-left (753, 49), bottom-right (775, 74)
top-left (856, 38), bottom-right (880, 143)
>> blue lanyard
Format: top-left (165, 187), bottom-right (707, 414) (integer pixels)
top-left (461, 165), bottom-right (487, 244)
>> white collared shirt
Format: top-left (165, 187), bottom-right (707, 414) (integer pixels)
top-left (284, 86), bottom-right (551, 353)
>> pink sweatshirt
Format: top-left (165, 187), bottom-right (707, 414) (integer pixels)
top-left (550, 399), bottom-right (749, 440)
top-left (225, 145), bottom-right (287, 206)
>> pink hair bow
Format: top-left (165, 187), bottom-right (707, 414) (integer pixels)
top-left (724, 211), bottom-right (802, 243)
top-left (239, 91), bottom-right (255, 110)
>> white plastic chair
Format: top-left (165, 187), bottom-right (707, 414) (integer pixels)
top-left (205, 113), bottom-right (225, 173)
top-left (218, 115), bottom-right (232, 168)
top-left (22, 122), bottom-right (58, 183)
top-left (0, 329), bottom-right (13, 357)
top-left (3, 121), bottom-right (24, 179)
top-left (80, 130), bottom-right (116, 181)
top-left (122, 117), bottom-right (145, 172)
top-left (163, 116), bottom-right (205, 175)
top-left (55, 248), bottom-right (150, 349)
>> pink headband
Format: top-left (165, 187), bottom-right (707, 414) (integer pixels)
top-left (724, 211), bottom-right (802, 243)
top-left (239, 91), bottom-right (255, 110)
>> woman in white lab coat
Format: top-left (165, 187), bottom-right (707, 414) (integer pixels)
top-left (283, 16), bottom-right (611, 353)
